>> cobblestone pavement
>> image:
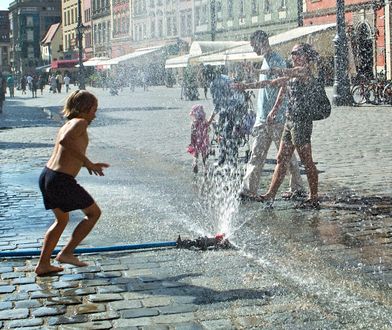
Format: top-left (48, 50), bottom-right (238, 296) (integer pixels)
top-left (0, 86), bottom-right (392, 329)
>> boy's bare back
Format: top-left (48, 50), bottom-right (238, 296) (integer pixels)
top-left (47, 118), bottom-right (90, 177)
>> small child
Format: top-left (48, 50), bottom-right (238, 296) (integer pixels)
top-left (187, 104), bottom-right (210, 173)
top-left (35, 90), bottom-right (109, 276)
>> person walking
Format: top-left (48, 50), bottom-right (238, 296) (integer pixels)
top-left (35, 90), bottom-right (109, 276)
top-left (64, 74), bottom-right (71, 93)
top-left (7, 74), bottom-right (15, 98)
top-left (31, 76), bottom-right (38, 98)
top-left (20, 76), bottom-right (27, 95)
top-left (238, 30), bottom-right (305, 201)
top-left (50, 75), bottom-right (57, 93)
top-left (38, 75), bottom-right (45, 95)
top-left (241, 43), bottom-right (323, 208)
top-left (56, 72), bottom-right (63, 93)
top-left (0, 73), bottom-right (6, 113)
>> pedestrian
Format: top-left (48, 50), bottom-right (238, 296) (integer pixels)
top-left (56, 72), bottom-right (63, 93)
top-left (35, 90), bottom-right (109, 276)
top-left (26, 74), bottom-right (33, 91)
top-left (50, 75), bottom-right (57, 93)
top-left (187, 104), bottom-right (210, 173)
top-left (20, 76), bottom-right (27, 95)
top-left (64, 74), bottom-right (71, 93)
top-left (0, 73), bottom-right (7, 113)
top-left (7, 74), bottom-right (15, 98)
top-left (31, 76), bottom-right (38, 98)
top-left (38, 75), bottom-right (45, 95)
top-left (197, 64), bottom-right (209, 99)
top-left (241, 43), bottom-right (322, 208)
top-left (237, 30), bottom-right (305, 201)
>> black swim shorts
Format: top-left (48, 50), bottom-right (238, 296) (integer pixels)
top-left (39, 167), bottom-right (94, 212)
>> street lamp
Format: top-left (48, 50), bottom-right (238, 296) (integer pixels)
top-left (76, 0), bottom-right (87, 90)
top-left (210, 0), bottom-right (216, 41)
top-left (332, 0), bottom-right (353, 106)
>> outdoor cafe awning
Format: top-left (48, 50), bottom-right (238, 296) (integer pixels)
top-left (51, 59), bottom-right (80, 69)
top-left (75, 57), bottom-right (110, 67)
top-left (165, 41), bottom-right (247, 68)
top-left (102, 45), bottom-right (165, 66)
top-left (35, 64), bottom-right (51, 72)
top-left (165, 23), bottom-right (337, 68)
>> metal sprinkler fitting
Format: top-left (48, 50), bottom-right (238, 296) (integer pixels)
top-left (176, 233), bottom-right (234, 250)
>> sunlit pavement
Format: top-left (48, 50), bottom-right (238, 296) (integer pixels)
top-left (0, 85), bottom-right (392, 329)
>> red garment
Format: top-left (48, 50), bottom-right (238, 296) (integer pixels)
top-left (188, 119), bottom-right (209, 158)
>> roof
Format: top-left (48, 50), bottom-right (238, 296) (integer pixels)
top-left (41, 23), bottom-right (61, 45)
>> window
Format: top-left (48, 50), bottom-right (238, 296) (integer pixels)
top-left (201, 4), bottom-right (207, 24)
top-left (167, 17), bottom-right (172, 36)
top-left (195, 7), bottom-right (200, 26)
top-left (150, 20), bottom-right (155, 37)
top-left (27, 30), bottom-right (34, 41)
top-left (26, 16), bottom-right (34, 27)
top-left (227, 0), bottom-right (233, 18)
top-left (173, 17), bottom-right (177, 35)
top-left (239, 0), bottom-right (244, 17)
top-left (251, 0), bottom-right (258, 15)
top-left (264, 0), bottom-right (271, 13)
top-left (280, 0), bottom-right (286, 9)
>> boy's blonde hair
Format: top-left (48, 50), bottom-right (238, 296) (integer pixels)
top-left (62, 90), bottom-right (98, 120)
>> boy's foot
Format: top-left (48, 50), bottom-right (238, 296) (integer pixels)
top-left (55, 253), bottom-right (88, 267)
top-left (35, 264), bottom-right (64, 276)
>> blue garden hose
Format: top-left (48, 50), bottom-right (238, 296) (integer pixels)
top-left (0, 241), bottom-right (177, 258)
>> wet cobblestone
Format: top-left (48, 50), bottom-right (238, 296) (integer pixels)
top-left (1, 87), bottom-right (392, 329)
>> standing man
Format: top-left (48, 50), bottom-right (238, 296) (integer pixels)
top-left (64, 74), bottom-right (71, 93)
top-left (0, 73), bottom-right (6, 113)
top-left (239, 30), bottom-right (305, 201)
top-left (7, 74), bottom-right (15, 98)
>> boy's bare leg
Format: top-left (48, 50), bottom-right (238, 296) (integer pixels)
top-left (35, 209), bottom-right (68, 276)
top-left (56, 203), bottom-right (101, 267)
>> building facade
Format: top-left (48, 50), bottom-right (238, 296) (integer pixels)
top-left (92, 0), bottom-right (112, 57)
top-left (304, 0), bottom-right (387, 79)
top-left (41, 23), bottom-right (63, 64)
top-left (111, 0), bottom-right (132, 57)
top-left (0, 11), bottom-right (11, 73)
top-left (8, 0), bottom-right (61, 75)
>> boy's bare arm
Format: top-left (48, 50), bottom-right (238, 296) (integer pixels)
top-left (60, 119), bottom-right (109, 176)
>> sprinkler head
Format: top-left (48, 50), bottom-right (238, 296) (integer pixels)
top-left (214, 233), bottom-right (225, 241)
top-left (176, 234), bottom-right (234, 250)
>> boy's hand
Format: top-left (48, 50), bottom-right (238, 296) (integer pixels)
top-left (87, 163), bottom-right (110, 176)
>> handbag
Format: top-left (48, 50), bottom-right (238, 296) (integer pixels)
top-left (309, 79), bottom-right (331, 121)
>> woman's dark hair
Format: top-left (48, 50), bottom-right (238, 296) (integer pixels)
top-left (294, 43), bottom-right (320, 62)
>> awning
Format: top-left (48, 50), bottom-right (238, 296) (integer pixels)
top-left (102, 45), bottom-right (165, 66)
top-left (75, 57), bottom-right (110, 67)
top-left (167, 23), bottom-right (337, 67)
top-left (51, 59), bottom-right (80, 69)
top-left (165, 41), bottom-right (247, 68)
top-left (35, 64), bottom-right (51, 72)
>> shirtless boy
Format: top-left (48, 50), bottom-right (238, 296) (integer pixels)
top-left (35, 90), bottom-right (109, 276)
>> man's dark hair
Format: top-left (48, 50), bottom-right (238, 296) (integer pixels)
top-left (250, 30), bottom-right (268, 43)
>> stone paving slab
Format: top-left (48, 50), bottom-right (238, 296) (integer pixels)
top-left (1, 87), bottom-right (392, 329)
